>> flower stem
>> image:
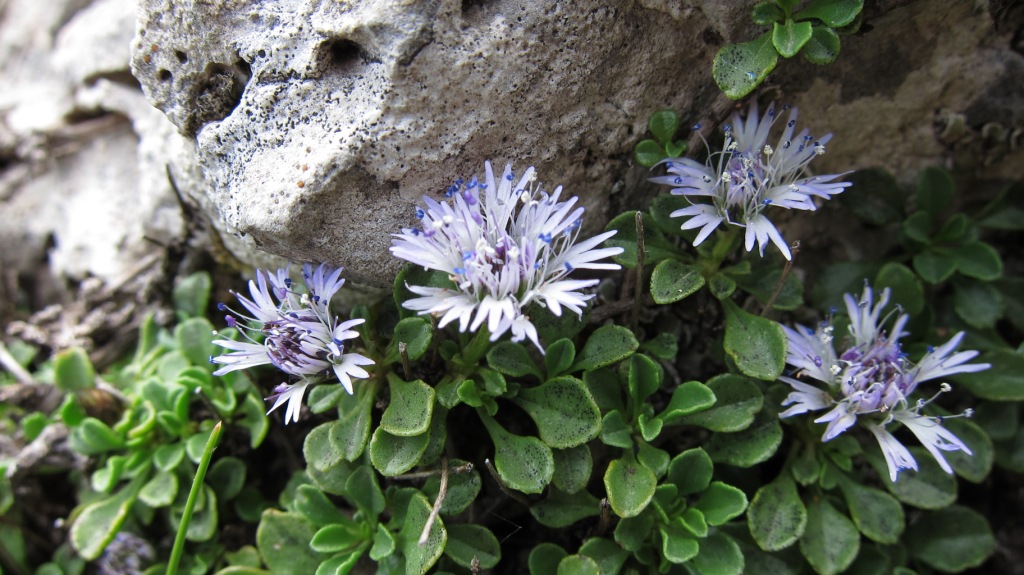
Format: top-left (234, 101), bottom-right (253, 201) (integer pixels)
top-left (166, 422), bottom-right (223, 575)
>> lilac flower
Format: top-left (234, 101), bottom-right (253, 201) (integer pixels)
top-left (390, 162), bottom-right (623, 351)
top-left (650, 101), bottom-right (851, 260)
top-left (779, 284), bottom-right (989, 481)
top-left (211, 264), bottom-right (374, 423)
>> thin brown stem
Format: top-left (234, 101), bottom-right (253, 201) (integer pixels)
top-left (399, 342), bottom-right (411, 378)
top-left (419, 456), bottom-right (449, 546)
top-left (761, 241), bottom-right (800, 316)
top-left (392, 462), bottom-right (474, 481)
top-left (484, 458), bottom-right (530, 507)
top-left (0, 342), bottom-right (34, 386)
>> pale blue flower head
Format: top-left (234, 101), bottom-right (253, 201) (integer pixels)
top-left (390, 161), bottom-right (623, 351)
top-left (779, 283), bottom-right (989, 481)
top-left (211, 264), bottom-right (374, 423)
top-left (650, 101), bottom-right (851, 260)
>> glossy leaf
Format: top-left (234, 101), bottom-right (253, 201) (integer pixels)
top-left (676, 374), bottom-right (762, 431)
top-left (795, 0), bottom-right (864, 27)
top-left (650, 259), bottom-right (705, 304)
top-left (713, 31), bottom-right (779, 100)
top-left (604, 454), bottom-right (656, 518)
top-left (667, 448), bottom-right (714, 496)
top-left (772, 20), bottom-right (813, 58)
top-left (659, 381), bottom-right (716, 424)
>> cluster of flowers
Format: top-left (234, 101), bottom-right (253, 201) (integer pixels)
top-left (210, 100), bottom-right (989, 485)
top-left (650, 101), bottom-right (850, 259)
top-left (210, 264), bottom-right (374, 424)
top-left (779, 285), bottom-right (988, 481)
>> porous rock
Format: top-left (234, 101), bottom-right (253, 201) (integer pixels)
top-left (130, 0), bottom-right (1024, 286)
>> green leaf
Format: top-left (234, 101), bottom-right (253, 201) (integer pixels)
top-left (176, 317), bottom-right (216, 366)
top-left (636, 441), bottom-right (669, 478)
top-left (677, 374), bottom-right (762, 431)
top-left (387, 317), bottom-right (433, 362)
top-left (529, 543), bottom-right (568, 575)
top-left (139, 470), bottom-right (178, 508)
top-left (557, 555), bottom-right (601, 575)
top-left (603, 212), bottom-right (680, 267)
top-left (731, 262), bottom-right (804, 312)
top-left (604, 454), bottom-right (656, 518)
top-left (953, 280), bottom-right (1004, 329)
top-left (707, 405), bottom-right (783, 467)
top-left (208, 456), bottom-right (247, 500)
top-left (628, 354), bottom-right (661, 405)
top-left (310, 522), bottom-right (368, 554)
top-left (70, 479), bottom-right (142, 560)
top-left (70, 417), bottom-right (125, 455)
top-left (838, 480), bottom-right (904, 544)
top-left (795, 0), bottom-right (864, 26)
top-left (513, 376), bottom-right (601, 449)
top-left (875, 262), bottom-right (925, 315)
top-left (695, 482), bottom-right (748, 526)
top-left (772, 20), bottom-right (813, 58)
top-left (713, 31), bottom-right (780, 100)
top-left (480, 412), bottom-right (554, 494)
top-left (648, 109), bottom-right (680, 144)
top-left (331, 385), bottom-right (375, 461)
top-left (423, 459), bottom-right (480, 516)
top-left (660, 520), bottom-right (699, 563)
top-left (974, 401), bottom-right (1018, 441)
top-left (722, 299), bottom-right (787, 380)
top-left (803, 25), bottom-right (841, 63)
top-left (650, 259), bottom-right (705, 304)
top-left (369, 524), bottom-right (396, 561)
top-left (614, 513), bottom-right (653, 552)
top-left (665, 140), bottom-right (687, 158)
top-left (444, 524), bottom-right (501, 569)
top-left (599, 410), bottom-right (633, 449)
top-left (648, 193), bottom-right (693, 237)
top-left (572, 325), bottom-right (639, 372)
top-left (799, 499), bottom-right (860, 575)
top-left (936, 213), bottom-right (970, 243)
top-left (902, 210), bottom-right (933, 243)
top-left (668, 448), bottom-right (714, 496)
top-left (871, 447), bottom-right (957, 509)
top-left (369, 427), bottom-right (429, 476)
top-left (54, 347), bottom-right (95, 392)
top-left (640, 332), bottom-right (678, 361)
top-left (916, 166), bottom-right (955, 216)
top-left (294, 485), bottom-right (347, 527)
top-left (951, 349), bottom-right (1024, 401)
top-left (709, 272), bottom-right (738, 300)
top-left (679, 507), bottom-right (708, 537)
top-left (953, 241), bottom-right (1003, 281)
top-left (545, 339), bottom-right (576, 378)
top-left (530, 487), bottom-right (601, 528)
top-left (747, 476), bottom-right (807, 551)
top-left (400, 493), bottom-right (447, 575)
top-left (345, 465), bottom-right (386, 517)
top-left (238, 392), bottom-right (270, 449)
top-left (381, 376), bottom-right (435, 437)
top-left (752, 1), bottom-right (784, 24)
top-left (913, 249), bottom-right (958, 284)
top-left (658, 381), bottom-right (716, 424)
top-left (173, 272), bottom-right (212, 320)
top-left (693, 532), bottom-right (745, 575)
top-left (635, 139), bottom-right (666, 167)
top-left (942, 417), bottom-right (994, 483)
top-left (905, 506), bottom-right (996, 573)
top-left (315, 553), bottom-right (361, 575)
top-left (578, 537), bottom-right (630, 575)
top-left (487, 341), bottom-right (542, 379)
top-left (552, 445), bottom-right (592, 494)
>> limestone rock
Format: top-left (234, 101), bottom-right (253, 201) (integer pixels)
top-left (130, 0), bottom-right (1023, 286)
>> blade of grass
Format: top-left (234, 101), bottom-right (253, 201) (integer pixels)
top-left (166, 421), bottom-right (223, 575)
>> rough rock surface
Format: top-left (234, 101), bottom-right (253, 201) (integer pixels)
top-left (129, 0), bottom-right (1024, 286)
top-left (2, 0), bottom-right (1021, 294)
